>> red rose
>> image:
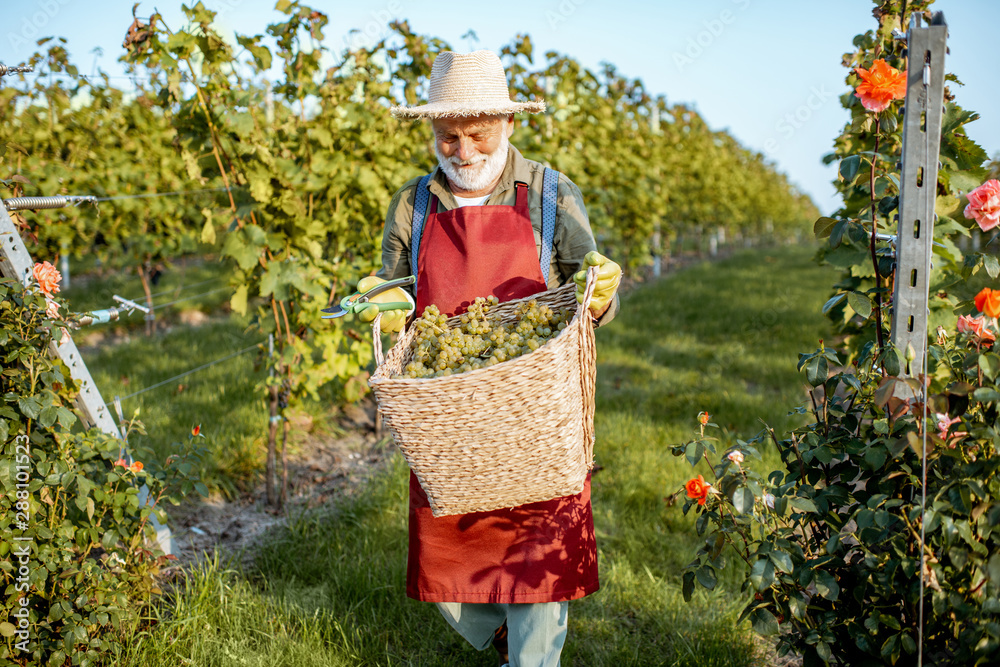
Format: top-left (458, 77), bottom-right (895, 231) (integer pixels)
top-left (685, 475), bottom-right (711, 506)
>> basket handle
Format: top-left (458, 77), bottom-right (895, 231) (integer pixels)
top-left (371, 312), bottom-right (386, 368)
top-left (577, 264), bottom-right (600, 320)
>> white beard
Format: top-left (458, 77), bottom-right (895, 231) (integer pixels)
top-left (435, 132), bottom-right (509, 193)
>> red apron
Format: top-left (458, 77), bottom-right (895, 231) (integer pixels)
top-left (406, 182), bottom-right (599, 603)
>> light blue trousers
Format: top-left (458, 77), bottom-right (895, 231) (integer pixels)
top-left (436, 601), bottom-right (568, 667)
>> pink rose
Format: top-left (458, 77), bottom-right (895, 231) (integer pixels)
top-left (957, 314), bottom-right (996, 347)
top-left (935, 413), bottom-right (967, 447)
top-left (727, 450), bottom-right (745, 465)
top-left (32, 261), bottom-right (62, 295)
top-left (964, 179), bottom-right (1000, 232)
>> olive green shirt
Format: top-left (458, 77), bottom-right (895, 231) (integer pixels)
top-left (377, 144), bottom-right (619, 325)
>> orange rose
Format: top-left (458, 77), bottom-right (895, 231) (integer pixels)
top-left (114, 458), bottom-right (128, 468)
top-left (854, 59), bottom-right (907, 112)
top-left (685, 475), bottom-right (711, 505)
top-left (130, 461), bottom-right (143, 473)
top-left (191, 424), bottom-right (201, 437)
top-left (975, 288), bottom-right (1000, 319)
top-left (32, 261), bottom-right (62, 295)
top-left (698, 412), bottom-right (710, 425)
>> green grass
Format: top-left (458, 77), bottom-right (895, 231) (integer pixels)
top-left (82, 314), bottom-right (267, 497)
top-left (106, 244), bottom-right (836, 666)
top-left (68, 254), bottom-right (264, 495)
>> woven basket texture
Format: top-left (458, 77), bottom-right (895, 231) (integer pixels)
top-left (369, 277), bottom-right (597, 517)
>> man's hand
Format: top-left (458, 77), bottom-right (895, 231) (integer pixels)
top-left (574, 251), bottom-right (621, 318)
top-left (354, 276), bottom-right (414, 334)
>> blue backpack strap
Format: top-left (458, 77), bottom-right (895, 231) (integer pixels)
top-left (540, 168), bottom-right (559, 282)
top-left (410, 174), bottom-right (433, 296)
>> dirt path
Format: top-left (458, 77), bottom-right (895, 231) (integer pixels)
top-left (163, 399), bottom-right (393, 573)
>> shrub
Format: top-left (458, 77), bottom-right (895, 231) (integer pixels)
top-left (674, 325), bottom-right (1000, 664)
top-left (671, 1), bottom-right (1000, 664)
top-left (0, 273), bottom-right (204, 665)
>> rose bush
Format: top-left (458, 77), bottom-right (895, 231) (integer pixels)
top-left (0, 272), bottom-right (206, 664)
top-left (671, 1), bottom-right (1000, 664)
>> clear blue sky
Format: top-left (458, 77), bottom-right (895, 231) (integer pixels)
top-left (6, 0), bottom-right (998, 215)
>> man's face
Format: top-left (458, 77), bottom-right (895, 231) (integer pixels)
top-left (432, 115), bottom-right (511, 162)
top-left (431, 115), bottom-right (513, 194)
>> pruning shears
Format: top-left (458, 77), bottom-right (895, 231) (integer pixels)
top-left (321, 275), bottom-right (415, 319)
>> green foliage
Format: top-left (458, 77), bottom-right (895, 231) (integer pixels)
top-left (0, 39), bottom-right (206, 285)
top-left (0, 276), bottom-right (205, 665)
top-left (4, 4), bottom-right (821, 506)
top-left (673, 1), bottom-right (1000, 664)
top-left (675, 333), bottom-right (1000, 665)
top-left (120, 3), bottom-right (437, 423)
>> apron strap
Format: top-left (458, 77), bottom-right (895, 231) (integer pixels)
top-left (410, 174), bottom-right (433, 300)
top-left (514, 181), bottom-right (528, 207)
top-left (409, 170), bottom-right (561, 294)
top-left (540, 168), bottom-right (560, 284)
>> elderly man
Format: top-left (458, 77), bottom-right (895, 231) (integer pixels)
top-left (357, 50), bottom-right (622, 667)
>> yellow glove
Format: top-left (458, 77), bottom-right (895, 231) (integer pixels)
top-left (574, 251), bottom-right (621, 316)
top-left (354, 276), bottom-right (415, 334)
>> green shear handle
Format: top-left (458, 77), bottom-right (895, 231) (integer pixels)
top-left (320, 275), bottom-right (415, 320)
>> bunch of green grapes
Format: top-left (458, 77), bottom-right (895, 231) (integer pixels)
top-left (398, 296), bottom-right (572, 378)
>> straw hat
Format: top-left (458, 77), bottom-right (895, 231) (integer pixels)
top-left (390, 50), bottom-right (545, 119)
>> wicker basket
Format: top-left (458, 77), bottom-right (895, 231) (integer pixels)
top-left (368, 268), bottom-right (598, 517)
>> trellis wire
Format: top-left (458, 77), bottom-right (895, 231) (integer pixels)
top-left (129, 276), bottom-right (226, 304)
top-left (117, 342), bottom-right (261, 402)
top-left (3, 187), bottom-right (234, 213)
top-left (93, 187), bottom-right (229, 202)
top-left (147, 286), bottom-right (229, 310)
